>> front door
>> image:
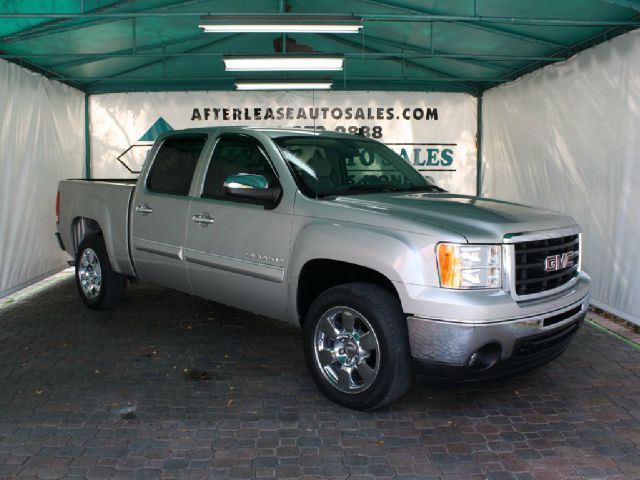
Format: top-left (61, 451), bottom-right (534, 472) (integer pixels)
top-left (185, 134), bottom-right (292, 320)
top-left (130, 134), bottom-right (208, 293)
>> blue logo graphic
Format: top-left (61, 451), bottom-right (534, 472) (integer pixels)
top-left (116, 117), bottom-right (174, 174)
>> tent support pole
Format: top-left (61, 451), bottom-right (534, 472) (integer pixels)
top-left (84, 94), bottom-right (91, 179)
top-left (476, 91), bottom-right (483, 197)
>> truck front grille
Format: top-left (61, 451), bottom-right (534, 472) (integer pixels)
top-left (514, 234), bottom-right (579, 296)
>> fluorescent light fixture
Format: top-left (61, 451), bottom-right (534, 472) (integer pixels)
top-left (224, 56), bottom-right (343, 72)
top-left (201, 24), bottom-right (362, 33)
top-left (200, 15), bottom-right (362, 34)
top-left (235, 81), bottom-right (332, 91)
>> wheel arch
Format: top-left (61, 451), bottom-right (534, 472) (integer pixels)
top-left (295, 258), bottom-right (401, 326)
top-left (71, 217), bottom-right (102, 254)
top-left (286, 221), bottom-right (427, 326)
top-left (71, 217), bottom-right (124, 274)
top-left (59, 182), bottom-right (135, 277)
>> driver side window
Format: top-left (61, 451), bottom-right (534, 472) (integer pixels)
top-left (202, 136), bottom-right (278, 200)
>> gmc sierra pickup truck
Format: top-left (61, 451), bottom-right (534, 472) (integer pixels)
top-left (56, 127), bottom-right (590, 410)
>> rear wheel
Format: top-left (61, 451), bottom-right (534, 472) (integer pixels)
top-left (303, 283), bottom-right (412, 410)
top-left (75, 236), bottom-right (126, 310)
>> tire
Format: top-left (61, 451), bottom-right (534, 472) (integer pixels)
top-left (303, 282), bottom-right (413, 410)
top-left (75, 235), bottom-right (127, 310)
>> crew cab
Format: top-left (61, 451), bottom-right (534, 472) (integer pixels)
top-left (56, 127), bottom-right (590, 410)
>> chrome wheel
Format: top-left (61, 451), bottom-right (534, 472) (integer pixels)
top-left (78, 248), bottom-right (102, 299)
top-left (313, 306), bottom-right (381, 394)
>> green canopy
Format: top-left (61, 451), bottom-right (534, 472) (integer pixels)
top-left (0, 0), bottom-right (638, 94)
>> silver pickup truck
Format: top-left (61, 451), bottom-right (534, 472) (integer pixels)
top-left (56, 127), bottom-right (590, 410)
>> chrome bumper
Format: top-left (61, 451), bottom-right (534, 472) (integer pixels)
top-left (407, 292), bottom-right (590, 370)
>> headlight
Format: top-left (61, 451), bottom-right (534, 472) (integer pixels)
top-left (436, 243), bottom-right (502, 289)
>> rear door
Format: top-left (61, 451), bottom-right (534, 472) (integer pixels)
top-left (130, 134), bottom-right (208, 293)
top-left (185, 134), bottom-right (292, 320)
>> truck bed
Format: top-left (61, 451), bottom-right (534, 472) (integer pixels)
top-left (57, 179), bottom-right (136, 276)
top-left (66, 178), bottom-right (137, 184)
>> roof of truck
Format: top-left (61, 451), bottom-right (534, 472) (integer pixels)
top-left (158, 126), bottom-right (365, 141)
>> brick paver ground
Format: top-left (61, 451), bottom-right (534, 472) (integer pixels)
top-left (0, 271), bottom-right (639, 479)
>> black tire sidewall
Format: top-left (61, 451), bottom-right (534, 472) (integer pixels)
top-left (303, 283), bottom-right (411, 410)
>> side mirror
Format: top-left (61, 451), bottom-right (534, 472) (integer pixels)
top-left (223, 173), bottom-right (281, 206)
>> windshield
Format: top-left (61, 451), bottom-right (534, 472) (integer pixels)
top-left (274, 136), bottom-right (443, 198)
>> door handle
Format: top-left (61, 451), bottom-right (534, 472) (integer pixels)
top-left (192, 213), bottom-right (215, 226)
top-left (135, 204), bottom-right (153, 215)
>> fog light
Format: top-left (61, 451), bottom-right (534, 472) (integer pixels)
top-left (469, 352), bottom-right (479, 365)
top-left (468, 343), bottom-right (502, 371)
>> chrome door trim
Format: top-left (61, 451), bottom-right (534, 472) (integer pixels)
top-left (192, 214), bottom-right (215, 225)
top-left (184, 248), bottom-right (284, 283)
top-left (132, 237), bottom-right (182, 260)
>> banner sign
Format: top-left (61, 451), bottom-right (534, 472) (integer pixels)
top-left (90, 91), bottom-right (477, 194)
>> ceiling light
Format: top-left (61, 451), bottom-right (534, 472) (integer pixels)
top-left (224, 56), bottom-right (343, 72)
top-left (200, 15), bottom-right (362, 34)
top-left (235, 81), bottom-right (332, 91)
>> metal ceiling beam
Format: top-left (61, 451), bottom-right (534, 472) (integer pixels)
top-left (0, 47), bottom-right (83, 90)
top-left (85, 83), bottom-right (478, 94)
top-left (83, 33), bottom-right (242, 88)
top-left (44, 75), bottom-right (507, 83)
top-left (354, 0), bottom-right (568, 49)
top-left (0, 0), bottom-right (138, 42)
top-left (363, 15), bottom-right (640, 26)
top-left (492, 13), bottom-right (640, 89)
top-left (0, 10), bottom-right (639, 26)
top-left (0, 0), bottom-right (212, 43)
top-left (361, 33), bottom-right (512, 72)
top-left (454, 22), bottom-right (568, 49)
top-left (597, 0), bottom-right (640, 12)
top-left (0, 11), bottom-right (638, 26)
top-left (0, 51), bottom-right (567, 61)
top-left (48, 33), bottom-right (207, 70)
top-left (320, 33), bottom-right (481, 92)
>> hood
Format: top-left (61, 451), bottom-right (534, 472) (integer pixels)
top-left (323, 192), bottom-right (578, 243)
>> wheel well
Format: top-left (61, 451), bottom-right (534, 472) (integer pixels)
top-left (296, 259), bottom-right (399, 325)
top-left (71, 217), bottom-right (102, 253)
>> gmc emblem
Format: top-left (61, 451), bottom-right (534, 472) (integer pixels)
top-left (544, 252), bottom-right (576, 272)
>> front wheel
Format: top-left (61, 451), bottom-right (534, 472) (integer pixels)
top-left (303, 283), bottom-right (413, 410)
top-left (75, 235), bottom-right (127, 310)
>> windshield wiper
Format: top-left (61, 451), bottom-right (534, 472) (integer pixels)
top-left (332, 184), bottom-right (403, 196)
top-left (316, 184), bottom-right (401, 198)
top-left (357, 183), bottom-right (402, 191)
top-left (316, 183), bottom-right (445, 198)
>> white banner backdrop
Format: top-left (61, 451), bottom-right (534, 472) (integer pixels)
top-left (90, 91), bottom-right (477, 194)
top-left (482, 30), bottom-right (640, 324)
top-left (0, 60), bottom-right (84, 297)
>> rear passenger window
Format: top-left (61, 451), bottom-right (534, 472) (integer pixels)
top-left (146, 135), bottom-right (207, 195)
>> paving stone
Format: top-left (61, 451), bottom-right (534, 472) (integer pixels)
top-left (253, 456), bottom-right (279, 468)
top-left (485, 471), bottom-right (518, 480)
top-left (0, 273), bottom-right (638, 479)
top-left (274, 464), bottom-right (302, 478)
top-left (132, 468), bottom-right (162, 479)
top-left (85, 465), bottom-right (117, 478)
top-left (162, 458), bottom-right (190, 469)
